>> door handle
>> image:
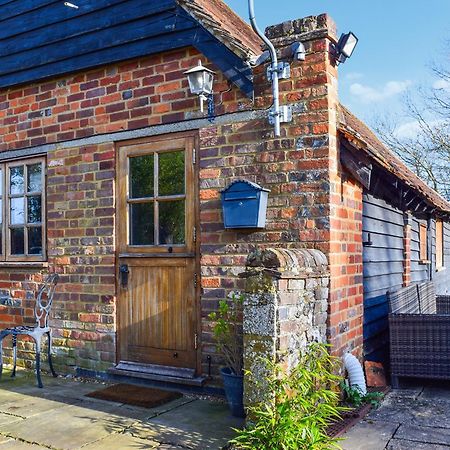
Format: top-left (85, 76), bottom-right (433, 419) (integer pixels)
top-left (120, 264), bottom-right (129, 288)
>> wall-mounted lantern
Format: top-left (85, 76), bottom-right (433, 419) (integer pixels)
top-left (221, 180), bottom-right (269, 229)
top-left (184, 60), bottom-right (215, 113)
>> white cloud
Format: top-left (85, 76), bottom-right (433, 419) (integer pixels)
top-left (345, 72), bottom-right (363, 81)
top-left (394, 118), bottom-right (447, 140)
top-left (433, 79), bottom-right (450, 92)
top-left (350, 80), bottom-right (412, 103)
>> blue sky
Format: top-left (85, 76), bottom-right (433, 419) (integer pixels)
top-left (224, 0), bottom-right (450, 132)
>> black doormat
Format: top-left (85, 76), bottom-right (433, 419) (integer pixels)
top-left (86, 383), bottom-right (182, 408)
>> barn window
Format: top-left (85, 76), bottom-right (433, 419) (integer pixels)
top-left (436, 219), bottom-right (444, 269)
top-left (0, 158), bottom-right (46, 261)
top-left (419, 223), bottom-right (428, 262)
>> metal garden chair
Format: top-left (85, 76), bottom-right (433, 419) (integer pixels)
top-left (0, 273), bottom-right (59, 388)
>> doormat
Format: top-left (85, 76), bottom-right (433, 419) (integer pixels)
top-left (86, 383), bottom-right (182, 408)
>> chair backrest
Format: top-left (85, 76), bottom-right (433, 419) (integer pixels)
top-left (35, 273), bottom-right (59, 328)
top-left (417, 281), bottom-right (437, 314)
top-left (387, 284), bottom-right (420, 314)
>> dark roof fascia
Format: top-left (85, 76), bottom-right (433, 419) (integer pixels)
top-left (340, 135), bottom-right (450, 220)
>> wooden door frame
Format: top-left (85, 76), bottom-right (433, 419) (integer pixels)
top-left (114, 130), bottom-right (201, 375)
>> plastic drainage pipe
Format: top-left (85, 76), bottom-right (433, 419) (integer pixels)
top-left (343, 353), bottom-right (367, 395)
top-left (248, 0), bottom-right (281, 136)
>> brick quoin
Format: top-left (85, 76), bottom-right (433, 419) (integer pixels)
top-left (0, 14), bottom-right (366, 380)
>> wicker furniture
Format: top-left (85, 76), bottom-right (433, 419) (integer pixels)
top-left (0, 274), bottom-right (59, 388)
top-left (388, 281), bottom-right (450, 388)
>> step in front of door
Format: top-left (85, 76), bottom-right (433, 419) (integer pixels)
top-left (108, 361), bottom-right (207, 387)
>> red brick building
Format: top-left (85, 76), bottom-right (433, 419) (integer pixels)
top-left (0, 0), bottom-right (448, 387)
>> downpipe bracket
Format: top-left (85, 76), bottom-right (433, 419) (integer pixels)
top-left (268, 105), bottom-right (292, 125)
top-left (266, 62), bottom-right (291, 81)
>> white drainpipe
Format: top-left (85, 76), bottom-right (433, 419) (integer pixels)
top-left (248, 0), bottom-right (281, 137)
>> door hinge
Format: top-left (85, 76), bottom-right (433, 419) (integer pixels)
top-left (193, 226), bottom-right (197, 243)
top-left (194, 272), bottom-right (198, 288)
top-left (192, 148), bottom-right (196, 165)
top-left (194, 333), bottom-right (198, 350)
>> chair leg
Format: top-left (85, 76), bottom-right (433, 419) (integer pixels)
top-left (47, 331), bottom-right (57, 378)
top-left (34, 338), bottom-right (43, 388)
top-left (11, 335), bottom-right (17, 378)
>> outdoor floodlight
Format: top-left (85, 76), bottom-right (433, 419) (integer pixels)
top-left (335, 32), bottom-right (358, 65)
top-left (184, 60), bottom-right (215, 113)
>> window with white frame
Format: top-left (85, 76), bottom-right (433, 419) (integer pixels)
top-left (0, 158), bottom-right (46, 261)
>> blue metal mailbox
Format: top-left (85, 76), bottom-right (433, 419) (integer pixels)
top-left (221, 180), bottom-right (269, 229)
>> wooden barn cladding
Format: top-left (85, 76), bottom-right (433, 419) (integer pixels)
top-left (0, 0), bottom-right (258, 96)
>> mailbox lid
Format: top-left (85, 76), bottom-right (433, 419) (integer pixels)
top-left (221, 180), bottom-right (270, 195)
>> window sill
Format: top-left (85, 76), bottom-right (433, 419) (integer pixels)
top-left (0, 261), bottom-right (49, 269)
top-left (419, 259), bottom-right (431, 265)
top-left (436, 266), bottom-right (446, 272)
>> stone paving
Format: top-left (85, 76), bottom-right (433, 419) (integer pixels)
top-left (342, 381), bottom-right (450, 449)
top-left (0, 369), bottom-right (243, 449)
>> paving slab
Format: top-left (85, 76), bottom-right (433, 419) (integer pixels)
top-left (395, 423), bottom-right (450, 446)
top-left (0, 413), bottom-right (23, 427)
top-left (0, 439), bottom-right (48, 449)
top-left (387, 439), bottom-right (450, 449)
top-left (341, 420), bottom-right (398, 450)
top-left (82, 433), bottom-right (160, 449)
top-left (128, 399), bottom-right (243, 450)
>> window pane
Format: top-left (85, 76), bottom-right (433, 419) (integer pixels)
top-left (10, 166), bottom-right (24, 195)
top-left (130, 155), bottom-right (154, 199)
top-left (28, 227), bottom-right (42, 255)
top-left (0, 199), bottom-right (2, 224)
top-left (27, 163), bottom-right (42, 192)
top-left (159, 200), bottom-right (185, 245)
top-left (10, 197), bottom-right (25, 225)
top-left (27, 196), bottom-right (42, 223)
top-left (10, 228), bottom-right (24, 255)
top-left (130, 202), bottom-right (154, 245)
top-left (159, 151), bottom-right (185, 196)
top-left (0, 169), bottom-right (2, 197)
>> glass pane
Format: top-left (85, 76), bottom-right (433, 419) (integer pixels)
top-left (130, 155), bottom-right (154, 199)
top-left (0, 169), bottom-right (2, 197)
top-left (27, 196), bottom-right (42, 223)
top-left (130, 202), bottom-right (154, 245)
top-left (0, 199), bottom-right (2, 224)
top-left (159, 151), bottom-right (185, 196)
top-left (28, 227), bottom-right (42, 255)
top-left (10, 197), bottom-right (25, 225)
top-left (10, 228), bottom-right (24, 255)
top-left (10, 166), bottom-right (24, 195)
top-left (27, 163), bottom-right (42, 192)
top-left (0, 229), bottom-right (2, 255)
top-left (159, 200), bottom-right (185, 245)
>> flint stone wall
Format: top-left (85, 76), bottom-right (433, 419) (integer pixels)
top-left (241, 248), bottom-right (329, 405)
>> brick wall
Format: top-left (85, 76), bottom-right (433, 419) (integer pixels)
top-left (0, 48), bottom-right (248, 153)
top-left (0, 13), bottom-right (367, 378)
top-left (329, 175), bottom-right (364, 357)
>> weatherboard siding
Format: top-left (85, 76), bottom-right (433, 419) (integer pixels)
top-left (362, 193), bottom-right (404, 364)
top-left (0, 0), bottom-right (253, 95)
top-left (434, 220), bottom-right (450, 295)
top-left (410, 217), bottom-right (430, 283)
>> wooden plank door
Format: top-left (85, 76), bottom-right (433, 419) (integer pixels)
top-left (117, 133), bottom-right (198, 370)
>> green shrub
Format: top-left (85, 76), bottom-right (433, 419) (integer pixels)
top-left (208, 294), bottom-right (243, 375)
top-left (340, 382), bottom-right (383, 408)
top-left (231, 343), bottom-right (346, 450)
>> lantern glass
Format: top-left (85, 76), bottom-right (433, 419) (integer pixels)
top-left (339, 32), bottom-right (358, 58)
top-left (203, 71), bottom-right (214, 95)
top-left (187, 71), bottom-right (205, 95)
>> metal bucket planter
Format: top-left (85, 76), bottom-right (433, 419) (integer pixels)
top-left (221, 367), bottom-right (245, 418)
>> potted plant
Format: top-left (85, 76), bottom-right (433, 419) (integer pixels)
top-left (208, 294), bottom-right (244, 417)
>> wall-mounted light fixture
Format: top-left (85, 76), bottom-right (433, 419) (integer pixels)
top-left (184, 60), bottom-right (215, 113)
top-left (335, 32), bottom-right (358, 65)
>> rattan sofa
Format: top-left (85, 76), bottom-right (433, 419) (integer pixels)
top-left (387, 281), bottom-right (450, 388)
